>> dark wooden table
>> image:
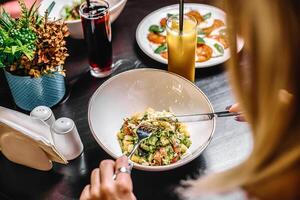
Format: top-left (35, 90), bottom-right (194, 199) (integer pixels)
top-left (0, 0), bottom-right (252, 199)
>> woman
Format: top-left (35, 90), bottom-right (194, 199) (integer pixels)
top-left (80, 0), bottom-right (300, 199)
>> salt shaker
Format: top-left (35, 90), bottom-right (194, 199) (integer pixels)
top-left (51, 117), bottom-right (83, 160)
top-left (30, 106), bottom-right (55, 127)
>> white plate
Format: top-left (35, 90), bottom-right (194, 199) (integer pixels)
top-left (88, 69), bottom-right (215, 171)
top-left (136, 3), bottom-right (244, 68)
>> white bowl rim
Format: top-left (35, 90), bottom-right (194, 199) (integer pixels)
top-left (57, 0), bottom-right (126, 24)
top-left (88, 68), bottom-right (216, 171)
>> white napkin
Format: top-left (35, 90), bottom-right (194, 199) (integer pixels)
top-left (0, 106), bottom-right (68, 171)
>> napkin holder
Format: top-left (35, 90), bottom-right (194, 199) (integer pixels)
top-left (0, 106), bottom-right (68, 171)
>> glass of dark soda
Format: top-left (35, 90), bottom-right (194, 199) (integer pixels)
top-left (79, 0), bottom-right (113, 78)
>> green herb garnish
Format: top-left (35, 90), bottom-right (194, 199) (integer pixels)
top-left (202, 12), bottom-right (212, 20)
top-left (167, 13), bottom-right (174, 18)
top-left (198, 29), bottom-right (206, 35)
top-left (154, 43), bottom-right (167, 54)
top-left (149, 25), bottom-right (165, 33)
top-left (219, 28), bottom-right (227, 36)
top-left (197, 37), bottom-right (205, 44)
top-left (214, 43), bottom-right (224, 54)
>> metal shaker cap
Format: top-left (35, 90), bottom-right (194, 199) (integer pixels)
top-left (30, 106), bottom-right (52, 121)
top-left (52, 117), bottom-right (74, 134)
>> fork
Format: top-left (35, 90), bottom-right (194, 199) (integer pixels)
top-left (160, 110), bottom-right (240, 122)
top-left (112, 123), bottom-right (156, 180)
top-left (127, 122), bottom-right (157, 159)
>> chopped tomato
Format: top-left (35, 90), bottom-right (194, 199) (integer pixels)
top-left (160, 18), bottom-right (167, 28)
top-left (153, 151), bottom-right (162, 165)
top-left (172, 145), bottom-right (181, 154)
top-left (123, 124), bottom-right (133, 135)
top-left (171, 156), bottom-right (179, 163)
top-left (159, 147), bottom-right (167, 157)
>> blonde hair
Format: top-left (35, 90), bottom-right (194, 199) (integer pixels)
top-left (181, 0), bottom-right (300, 199)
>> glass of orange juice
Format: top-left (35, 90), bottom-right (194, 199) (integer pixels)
top-left (166, 14), bottom-right (197, 82)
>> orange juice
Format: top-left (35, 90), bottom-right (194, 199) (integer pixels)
top-left (166, 15), bottom-right (197, 81)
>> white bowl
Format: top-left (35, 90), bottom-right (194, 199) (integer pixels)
top-left (38, 0), bottom-right (127, 39)
top-left (88, 69), bottom-right (216, 171)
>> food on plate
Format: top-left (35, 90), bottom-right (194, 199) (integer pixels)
top-left (61, 0), bottom-right (84, 21)
top-left (186, 10), bottom-right (204, 23)
top-left (117, 108), bottom-right (192, 166)
top-left (147, 32), bottom-right (166, 44)
top-left (147, 10), bottom-right (229, 63)
top-left (196, 44), bottom-right (213, 62)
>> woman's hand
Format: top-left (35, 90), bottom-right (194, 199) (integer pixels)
top-left (227, 103), bottom-right (245, 122)
top-left (80, 156), bottom-right (136, 200)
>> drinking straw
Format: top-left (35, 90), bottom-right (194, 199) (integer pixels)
top-left (179, 0), bottom-right (184, 35)
top-left (86, 0), bottom-right (91, 10)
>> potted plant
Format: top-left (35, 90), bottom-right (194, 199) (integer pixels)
top-left (0, 0), bottom-right (69, 111)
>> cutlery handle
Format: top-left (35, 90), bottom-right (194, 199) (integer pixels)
top-left (214, 111), bottom-right (240, 117)
top-left (128, 140), bottom-right (142, 159)
top-left (176, 111), bottom-right (240, 122)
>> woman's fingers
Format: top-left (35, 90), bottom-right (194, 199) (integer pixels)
top-left (91, 168), bottom-right (100, 187)
top-left (99, 159), bottom-right (115, 186)
top-left (80, 158), bottom-right (135, 200)
top-left (90, 168), bottom-right (101, 198)
top-left (79, 185), bottom-right (91, 200)
top-left (229, 103), bottom-right (240, 113)
top-left (226, 103), bottom-right (246, 122)
top-left (235, 115), bottom-right (246, 122)
top-left (98, 160), bottom-right (116, 198)
top-left (114, 156), bottom-right (132, 181)
top-left (114, 156), bottom-right (133, 193)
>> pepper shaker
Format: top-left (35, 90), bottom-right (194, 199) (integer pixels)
top-left (51, 117), bottom-right (83, 160)
top-left (30, 106), bottom-right (55, 127)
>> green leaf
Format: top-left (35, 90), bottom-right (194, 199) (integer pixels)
top-left (22, 49), bottom-right (34, 60)
top-left (202, 12), bottom-right (212, 20)
top-left (45, 1), bottom-right (56, 18)
top-left (197, 37), bottom-right (205, 44)
top-left (16, 39), bottom-right (23, 46)
top-left (167, 13), bottom-right (173, 18)
top-left (11, 46), bottom-right (17, 55)
top-left (219, 28), bottom-right (227, 36)
top-left (0, 8), bottom-right (15, 30)
top-left (149, 25), bottom-right (164, 33)
top-left (27, 0), bottom-right (38, 18)
top-left (0, 60), bottom-right (4, 68)
top-left (214, 43), bottom-right (224, 54)
top-left (154, 43), bottom-right (167, 54)
top-left (198, 29), bottom-right (206, 35)
top-left (3, 46), bottom-right (11, 53)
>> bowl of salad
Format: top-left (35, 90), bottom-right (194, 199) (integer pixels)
top-left (38, 0), bottom-right (127, 39)
top-left (88, 69), bottom-right (216, 171)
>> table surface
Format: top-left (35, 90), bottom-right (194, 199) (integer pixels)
top-left (0, 0), bottom-right (252, 199)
